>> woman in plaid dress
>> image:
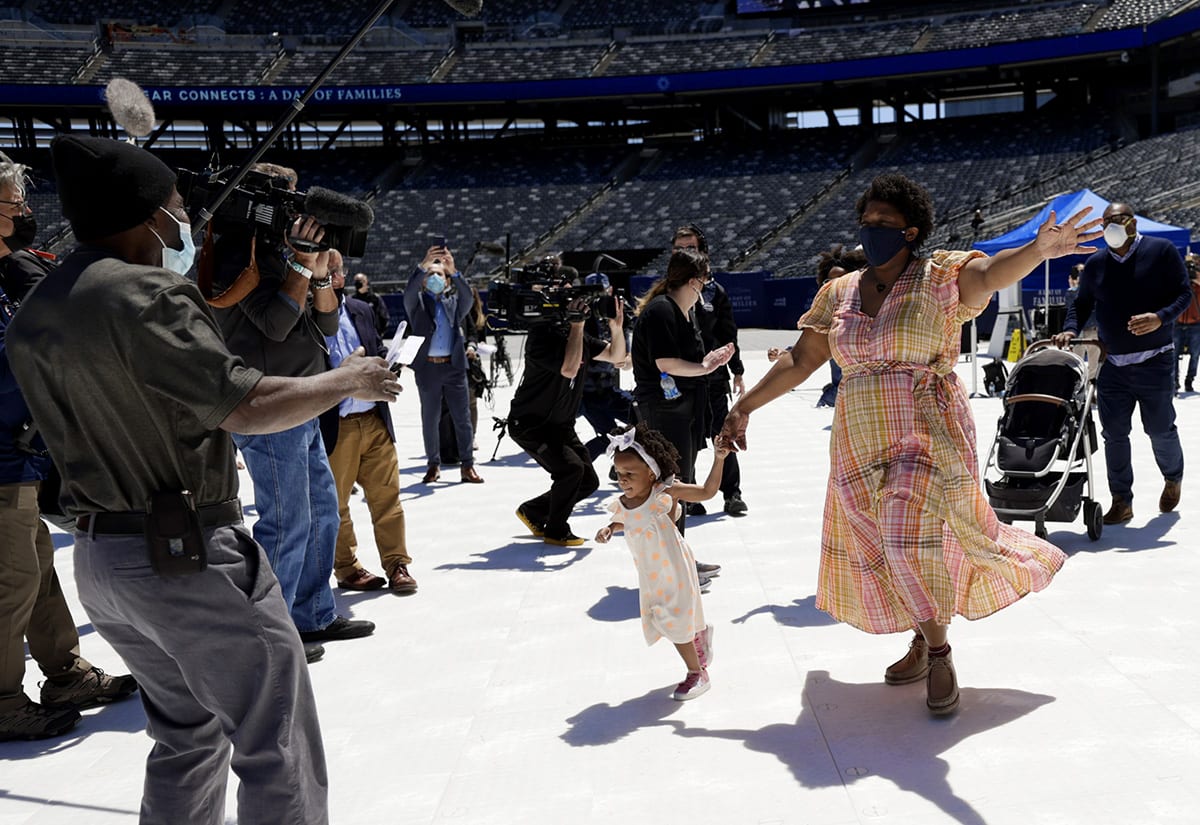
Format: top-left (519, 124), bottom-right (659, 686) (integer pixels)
top-left (721, 174), bottom-right (1102, 715)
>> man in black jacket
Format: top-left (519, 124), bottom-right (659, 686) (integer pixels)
top-left (671, 225), bottom-right (749, 517)
top-left (352, 271), bottom-right (390, 338)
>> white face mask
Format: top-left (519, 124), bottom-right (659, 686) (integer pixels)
top-left (149, 207), bottom-right (196, 275)
top-left (1103, 221), bottom-right (1131, 249)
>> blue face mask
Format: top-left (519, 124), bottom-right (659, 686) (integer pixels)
top-left (150, 207), bottom-right (196, 276)
top-left (425, 273), bottom-right (447, 296)
top-left (858, 225), bottom-right (910, 267)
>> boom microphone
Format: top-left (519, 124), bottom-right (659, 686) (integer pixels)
top-left (440, 0), bottom-right (483, 16)
top-left (104, 78), bottom-right (156, 139)
top-left (303, 186), bottom-right (375, 230)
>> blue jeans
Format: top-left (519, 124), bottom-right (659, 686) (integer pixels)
top-left (1096, 352), bottom-right (1184, 504)
top-left (1173, 323), bottom-right (1200, 387)
top-left (233, 421), bottom-right (338, 633)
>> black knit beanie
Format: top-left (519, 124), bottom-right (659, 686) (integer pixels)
top-left (50, 134), bottom-right (176, 242)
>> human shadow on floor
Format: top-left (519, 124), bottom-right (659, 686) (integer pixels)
top-left (1053, 510), bottom-right (1178, 557)
top-left (434, 540), bottom-right (592, 573)
top-left (730, 595), bottom-right (837, 628)
top-left (664, 669), bottom-right (1054, 825)
top-left (561, 684), bottom-right (684, 747)
top-left (586, 586), bottom-right (639, 622)
top-left (0, 788), bottom-right (137, 817)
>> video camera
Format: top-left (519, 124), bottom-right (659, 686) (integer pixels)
top-left (486, 257), bottom-right (616, 331)
top-left (177, 166), bottom-right (373, 258)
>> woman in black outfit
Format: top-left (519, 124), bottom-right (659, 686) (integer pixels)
top-left (630, 248), bottom-right (733, 543)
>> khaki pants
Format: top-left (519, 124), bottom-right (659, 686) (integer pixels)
top-left (327, 414), bottom-right (411, 580)
top-left (0, 482), bottom-right (85, 712)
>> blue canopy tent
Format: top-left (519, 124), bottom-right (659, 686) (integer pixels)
top-left (974, 189), bottom-right (1191, 308)
top-left (974, 188), bottom-right (1190, 328)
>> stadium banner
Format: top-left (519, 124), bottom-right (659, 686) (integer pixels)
top-left (715, 271), bottom-right (770, 329)
top-left (764, 276), bottom-right (819, 330)
top-left (1, 22), bottom-right (1183, 109)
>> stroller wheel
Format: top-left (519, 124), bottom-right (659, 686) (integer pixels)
top-left (1084, 500), bottom-right (1103, 541)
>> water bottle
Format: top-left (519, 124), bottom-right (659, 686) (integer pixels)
top-left (660, 371), bottom-right (681, 400)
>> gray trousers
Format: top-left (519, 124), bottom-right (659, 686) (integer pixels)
top-left (74, 522), bottom-right (328, 825)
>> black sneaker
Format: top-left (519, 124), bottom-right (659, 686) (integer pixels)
top-left (304, 643), bottom-right (325, 664)
top-left (698, 574), bottom-right (713, 593)
top-left (686, 502), bottom-right (707, 516)
top-left (544, 531), bottom-right (585, 547)
top-left (298, 616), bottom-right (376, 643)
top-left (0, 699), bottom-right (81, 741)
top-left (41, 666), bottom-right (138, 711)
top-left (696, 561), bottom-right (721, 577)
top-left (723, 494), bottom-right (748, 516)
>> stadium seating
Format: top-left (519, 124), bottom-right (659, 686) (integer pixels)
top-left (1095, 0), bottom-right (1196, 30)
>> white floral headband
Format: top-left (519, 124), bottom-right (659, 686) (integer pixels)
top-left (606, 429), bottom-right (661, 479)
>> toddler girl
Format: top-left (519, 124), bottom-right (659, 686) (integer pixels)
top-left (595, 423), bottom-right (729, 700)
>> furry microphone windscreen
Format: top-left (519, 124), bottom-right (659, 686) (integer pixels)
top-left (104, 78), bottom-right (156, 138)
top-left (440, 0), bottom-right (483, 16)
top-left (304, 187), bottom-right (375, 230)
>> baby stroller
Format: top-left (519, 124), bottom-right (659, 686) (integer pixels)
top-left (983, 340), bottom-right (1104, 541)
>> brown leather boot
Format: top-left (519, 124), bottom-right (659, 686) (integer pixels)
top-left (884, 633), bottom-right (928, 685)
top-left (1103, 496), bottom-right (1133, 524)
top-left (1160, 480), bottom-right (1181, 513)
top-left (926, 649), bottom-right (960, 715)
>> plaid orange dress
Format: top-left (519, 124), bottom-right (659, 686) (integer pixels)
top-left (799, 250), bottom-right (1066, 634)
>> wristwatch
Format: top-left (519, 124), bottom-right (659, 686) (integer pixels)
top-left (288, 259), bottom-right (314, 280)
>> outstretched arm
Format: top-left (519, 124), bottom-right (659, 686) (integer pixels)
top-left (669, 437), bottom-right (731, 502)
top-left (720, 328), bottom-right (830, 451)
top-left (958, 207), bottom-right (1102, 308)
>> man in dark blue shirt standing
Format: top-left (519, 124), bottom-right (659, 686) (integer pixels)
top-left (1055, 201), bottom-right (1190, 525)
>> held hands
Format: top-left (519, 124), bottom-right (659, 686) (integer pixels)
top-left (595, 525), bottom-right (613, 544)
top-left (712, 434), bottom-right (733, 459)
top-left (1128, 312), bottom-right (1163, 336)
top-left (719, 405), bottom-right (749, 452)
top-left (420, 244), bottom-right (456, 274)
top-left (1034, 208), bottom-right (1103, 260)
top-left (288, 216), bottom-right (329, 279)
top-left (701, 342), bottom-right (736, 373)
top-left (340, 346), bottom-right (403, 402)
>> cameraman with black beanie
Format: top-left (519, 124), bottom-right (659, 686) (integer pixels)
top-left (509, 260), bottom-right (627, 547)
top-left (7, 134), bottom-right (399, 824)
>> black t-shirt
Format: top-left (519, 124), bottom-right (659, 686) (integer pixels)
top-left (7, 247), bottom-right (262, 513)
top-left (631, 294), bottom-right (704, 402)
top-left (509, 323), bottom-right (606, 427)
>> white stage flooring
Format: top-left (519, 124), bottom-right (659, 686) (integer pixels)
top-left (4, 330), bottom-right (1200, 825)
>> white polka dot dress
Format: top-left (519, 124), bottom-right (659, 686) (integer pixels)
top-left (609, 483), bottom-right (705, 646)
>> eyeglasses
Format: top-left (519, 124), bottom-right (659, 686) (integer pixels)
top-left (0, 198), bottom-right (28, 210)
top-left (1103, 213), bottom-right (1134, 225)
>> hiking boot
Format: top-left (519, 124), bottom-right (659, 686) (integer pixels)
top-left (41, 666), bottom-right (138, 711)
top-left (671, 668), bottom-right (710, 701)
top-left (693, 625), bottom-right (714, 669)
top-left (1160, 480), bottom-right (1181, 513)
top-left (884, 633), bottom-right (929, 685)
top-left (1103, 496), bottom-right (1134, 524)
top-left (926, 649), bottom-right (960, 716)
top-left (0, 698), bottom-right (81, 741)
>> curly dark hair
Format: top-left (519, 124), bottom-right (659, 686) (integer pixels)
top-left (854, 173), bottom-right (936, 250)
top-left (609, 423), bottom-right (681, 479)
top-left (816, 243), bottom-right (868, 284)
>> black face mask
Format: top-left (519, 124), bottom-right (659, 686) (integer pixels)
top-left (858, 225), bottom-right (910, 267)
top-left (333, 287), bottom-right (346, 303)
top-left (354, 281), bottom-right (368, 293)
top-left (2, 213), bottom-right (36, 252)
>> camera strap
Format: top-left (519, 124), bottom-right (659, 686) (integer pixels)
top-left (198, 226), bottom-right (261, 308)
